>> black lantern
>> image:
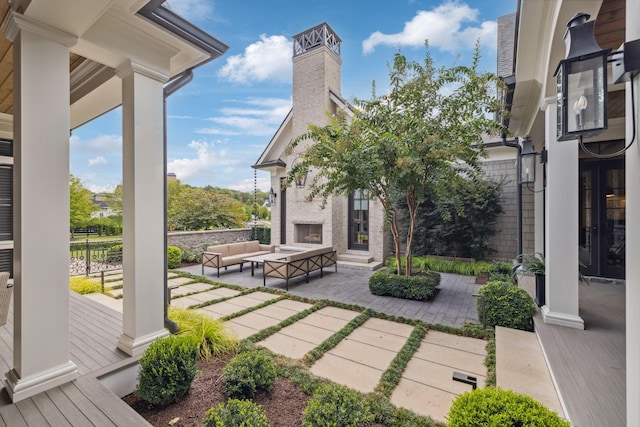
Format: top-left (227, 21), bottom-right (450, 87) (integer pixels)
top-left (290, 157), bottom-right (309, 188)
top-left (519, 136), bottom-right (536, 185)
top-left (554, 13), bottom-right (610, 141)
top-left (269, 187), bottom-right (277, 204)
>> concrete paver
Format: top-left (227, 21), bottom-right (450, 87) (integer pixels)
top-left (390, 378), bottom-right (456, 423)
top-left (258, 332), bottom-right (317, 359)
top-left (413, 342), bottom-right (486, 377)
top-left (168, 276), bottom-right (194, 286)
top-left (423, 330), bottom-right (487, 355)
top-left (347, 325), bottom-right (412, 352)
top-left (310, 353), bottom-right (382, 393)
top-left (402, 356), bottom-right (485, 393)
top-left (224, 298), bottom-right (313, 340)
top-left (329, 339), bottom-right (397, 371)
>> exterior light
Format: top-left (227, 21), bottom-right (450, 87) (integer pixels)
top-left (554, 13), bottom-right (610, 141)
top-left (290, 157), bottom-right (309, 188)
top-left (269, 187), bottom-right (277, 204)
top-left (519, 136), bottom-right (536, 185)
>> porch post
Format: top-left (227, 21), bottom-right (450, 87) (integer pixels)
top-left (542, 99), bottom-right (583, 329)
top-left (2, 14), bottom-right (79, 401)
top-left (626, 0), bottom-right (640, 424)
top-left (116, 61), bottom-right (169, 356)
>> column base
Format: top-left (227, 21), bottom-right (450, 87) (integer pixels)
top-left (4, 361), bottom-right (78, 402)
top-left (541, 305), bottom-right (584, 330)
top-left (117, 329), bottom-right (170, 357)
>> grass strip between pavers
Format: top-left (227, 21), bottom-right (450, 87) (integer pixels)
top-left (484, 338), bottom-right (496, 387)
top-left (220, 294), bottom-right (288, 321)
top-left (302, 309), bottom-right (374, 366)
top-left (243, 301), bottom-right (329, 344)
top-left (376, 322), bottom-right (429, 397)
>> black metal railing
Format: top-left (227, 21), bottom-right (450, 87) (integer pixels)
top-left (70, 239), bottom-right (123, 276)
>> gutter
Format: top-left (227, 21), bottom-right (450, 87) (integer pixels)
top-left (502, 134), bottom-right (523, 259)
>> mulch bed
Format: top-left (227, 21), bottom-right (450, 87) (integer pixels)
top-left (124, 353), bottom-right (310, 427)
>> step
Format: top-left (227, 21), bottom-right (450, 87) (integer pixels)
top-left (337, 260), bottom-right (384, 271)
top-left (338, 253), bottom-right (374, 264)
top-left (495, 326), bottom-right (565, 417)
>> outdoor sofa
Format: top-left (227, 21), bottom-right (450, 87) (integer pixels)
top-left (202, 240), bottom-right (275, 277)
top-left (263, 246), bottom-right (337, 290)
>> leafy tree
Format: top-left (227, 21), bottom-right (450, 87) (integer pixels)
top-left (69, 174), bottom-right (97, 238)
top-left (289, 43), bottom-right (504, 276)
top-left (168, 186), bottom-right (245, 231)
top-left (405, 175), bottom-right (504, 259)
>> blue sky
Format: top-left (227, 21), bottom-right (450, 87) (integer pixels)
top-left (70, 0), bottom-right (515, 194)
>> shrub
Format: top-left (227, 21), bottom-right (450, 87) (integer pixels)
top-left (69, 276), bottom-right (101, 294)
top-left (222, 350), bottom-right (276, 399)
top-left (369, 268), bottom-right (440, 300)
top-left (203, 399), bottom-right (270, 427)
top-left (169, 307), bottom-right (238, 360)
top-left (447, 388), bottom-right (571, 426)
top-left (179, 246), bottom-right (202, 264)
top-left (250, 227), bottom-right (271, 245)
top-left (303, 383), bottom-right (374, 427)
top-left (167, 246), bottom-right (182, 269)
top-left (136, 335), bottom-right (198, 407)
top-left (478, 280), bottom-right (535, 331)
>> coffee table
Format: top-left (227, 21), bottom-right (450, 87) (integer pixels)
top-left (243, 253), bottom-right (287, 276)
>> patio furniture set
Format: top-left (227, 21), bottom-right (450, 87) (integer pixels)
top-left (201, 241), bottom-right (337, 290)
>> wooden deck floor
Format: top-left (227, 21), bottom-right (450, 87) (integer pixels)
top-left (0, 292), bottom-right (149, 426)
top-left (531, 279), bottom-right (626, 427)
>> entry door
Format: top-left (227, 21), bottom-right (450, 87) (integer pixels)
top-left (579, 161), bottom-right (625, 279)
top-left (348, 190), bottom-right (369, 250)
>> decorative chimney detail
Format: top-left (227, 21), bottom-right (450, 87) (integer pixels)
top-left (293, 22), bottom-right (341, 58)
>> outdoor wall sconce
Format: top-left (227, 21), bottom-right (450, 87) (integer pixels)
top-left (290, 156), bottom-right (309, 188)
top-left (554, 13), bottom-right (610, 141)
top-left (519, 136), bottom-right (536, 185)
top-left (269, 187), bottom-right (277, 204)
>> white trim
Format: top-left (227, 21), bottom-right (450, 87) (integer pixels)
top-left (541, 305), bottom-right (585, 329)
top-left (117, 330), bottom-right (170, 357)
top-left (2, 12), bottom-right (77, 47)
top-left (116, 60), bottom-right (169, 83)
top-left (535, 328), bottom-right (571, 421)
top-left (4, 362), bottom-right (78, 402)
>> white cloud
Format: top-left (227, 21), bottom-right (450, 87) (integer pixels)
top-left (218, 35), bottom-right (292, 84)
top-left (196, 96), bottom-right (291, 137)
top-left (88, 156), bottom-right (108, 167)
top-left (168, 139), bottom-right (237, 183)
top-left (70, 134), bottom-right (121, 156)
top-left (87, 183), bottom-right (117, 194)
top-left (164, 0), bottom-right (214, 23)
top-left (362, 1), bottom-right (497, 54)
top-left (229, 176), bottom-right (270, 192)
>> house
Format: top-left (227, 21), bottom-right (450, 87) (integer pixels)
top-left (0, 0), bottom-right (227, 402)
top-left (253, 23), bottom-right (387, 268)
top-left (498, 0), bottom-right (638, 424)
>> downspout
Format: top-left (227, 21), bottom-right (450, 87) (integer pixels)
top-left (502, 133), bottom-right (523, 258)
top-left (163, 69), bottom-right (194, 333)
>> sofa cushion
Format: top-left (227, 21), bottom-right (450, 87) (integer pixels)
top-left (244, 241), bottom-right (261, 253)
top-left (227, 242), bottom-right (248, 256)
top-left (207, 245), bottom-right (229, 257)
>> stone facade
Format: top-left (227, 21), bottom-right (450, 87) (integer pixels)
top-left (167, 229), bottom-right (252, 252)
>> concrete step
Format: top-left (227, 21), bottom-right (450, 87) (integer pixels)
top-left (495, 326), bottom-right (565, 418)
top-left (337, 259), bottom-right (384, 271)
top-left (337, 253), bottom-right (374, 263)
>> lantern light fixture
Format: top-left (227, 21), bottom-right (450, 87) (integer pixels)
top-left (554, 13), bottom-right (610, 141)
top-left (519, 136), bottom-right (536, 185)
top-left (269, 187), bottom-right (277, 204)
top-left (290, 156), bottom-right (309, 188)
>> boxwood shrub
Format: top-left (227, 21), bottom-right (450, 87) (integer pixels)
top-left (303, 383), bottom-right (374, 427)
top-left (136, 335), bottom-right (198, 407)
top-left (478, 280), bottom-right (535, 331)
top-left (222, 350), bottom-right (276, 399)
top-left (369, 267), bottom-right (440, 301)
top-left (447, 387), bottom-right (571, 426)
top-left (203, 399), bottom-right (270, 427)
top-left (167, 246), bottom-right (182, 269)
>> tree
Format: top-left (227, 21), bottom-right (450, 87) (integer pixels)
top-left (69, 174), bottom-right (97, 238)
top-left (289, 44), bottom-right (504, 276)
top-left (168, 186), bottom-right (246, 231)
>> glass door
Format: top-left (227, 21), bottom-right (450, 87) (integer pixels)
top-left (579, 161), bottom-right (625, 279)
top-left (348, 190), bottom-right (369, 250)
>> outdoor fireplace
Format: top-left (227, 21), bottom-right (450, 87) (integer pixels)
top-left (294, 223), bottom-right (323, 244)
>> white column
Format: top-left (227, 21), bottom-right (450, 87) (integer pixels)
top-left (2, 14), bottom-right (78, 401)
top-left (116, 62), bottom-right (169, 356)
top-left (626, 1), bottom-right (640, 424)
top-left (542, 100), bottom-right (583, 329)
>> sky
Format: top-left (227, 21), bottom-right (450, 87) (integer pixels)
top-left (70, 0), bottom-right (516, 194)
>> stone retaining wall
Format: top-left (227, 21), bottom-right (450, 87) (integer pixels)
top-left (167, 229), bottom-right (252, 251)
